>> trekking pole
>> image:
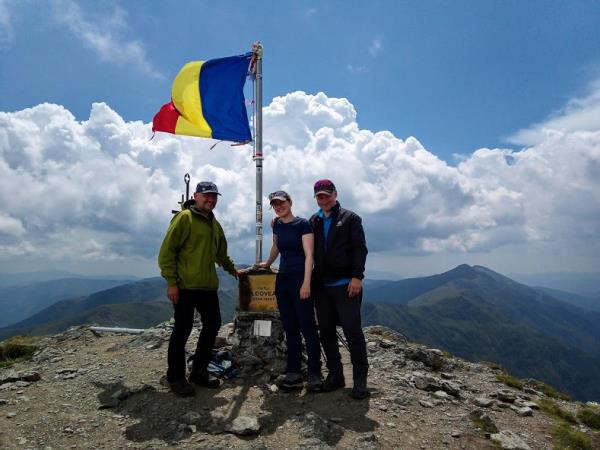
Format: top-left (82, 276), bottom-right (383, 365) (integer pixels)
top-left (320, 332), bottom-right (349, 368)
top-left (337, 329), bottom-right (351, 352)
top-left (320, 346), bottom-right (328, 364)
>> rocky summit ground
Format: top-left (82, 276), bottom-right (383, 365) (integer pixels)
top-left (1, 321), bottom-right (599, 450)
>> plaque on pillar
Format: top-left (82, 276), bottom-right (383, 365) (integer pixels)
top-left (238, 266), bottom-right (278, 312)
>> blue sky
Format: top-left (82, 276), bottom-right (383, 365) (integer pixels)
top-left (2, 1), bottom-right (599, 161)
top-left (1, 1), bottom-right (600, 278)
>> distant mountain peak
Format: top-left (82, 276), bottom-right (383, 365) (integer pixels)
top-left (444, 264), bottom-right (478, 279)
top-left (444, 264), bottom-right (513, 284)
top-left (472, 265), bottom-right (499, 275)
top-left (472, 265), bottom-right (518, 284)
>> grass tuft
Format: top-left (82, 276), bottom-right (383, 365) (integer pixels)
top-left (484, 361), bottom-right (504, 371)
top-left (431, 355), bottom-right (444, 372)
top-left (551, 422), bottom-right (592, 450)
top-left (538, 398), bottom-right (577, 424)
top-left (541, 383), bottom-right (571, 401)
top-left (523, 379), bottom-right (570, 400)
top-left (497, 373), bottom-right (523, 390)
top-left (577, 406), bottom-right (600, 430)
top-left (0, 336), bottom-right (37, 368)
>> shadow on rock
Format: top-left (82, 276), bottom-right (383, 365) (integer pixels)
top-left (257, 384), bottom-right (379, 447)
top-left (94, 380), bottom-right (230, 443)
top-left (94, 378), bottom-right (379, 447)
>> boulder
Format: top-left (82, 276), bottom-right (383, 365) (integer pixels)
top-left (490, 430), bottom-right (531, 450)
top-left (227, 415), bottom-right (260, 435)
top-left (473, 397), bottom-right (495, 408)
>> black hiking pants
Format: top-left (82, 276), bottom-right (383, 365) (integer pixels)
top-left (314, 284), bottom-right (368, 381)
top-left (167, 289), bottom-right (221, 383)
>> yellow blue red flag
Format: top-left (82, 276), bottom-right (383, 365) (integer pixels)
top-left (153, 53), bottom-right (252, 142)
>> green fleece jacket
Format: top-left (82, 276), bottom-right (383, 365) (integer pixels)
top-left (158, 208), bottom-right (236, 290)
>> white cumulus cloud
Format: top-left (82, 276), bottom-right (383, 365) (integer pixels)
top-left (509, 77), bottom-right (600, 146)
top-left (0, 90), bottom-right (599, 276)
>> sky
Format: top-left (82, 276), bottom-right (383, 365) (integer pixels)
top-left (0, 0), bottom-right (599, 279)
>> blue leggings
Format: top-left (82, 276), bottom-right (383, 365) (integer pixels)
top-left (275, 272), bottom-right (321, 375)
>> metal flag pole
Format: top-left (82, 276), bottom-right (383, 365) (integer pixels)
top-left (253, 42), bottom-right (264, 264)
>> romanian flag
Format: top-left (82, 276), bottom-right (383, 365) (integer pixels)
top-left (152, 53), bottom-right (252, 142)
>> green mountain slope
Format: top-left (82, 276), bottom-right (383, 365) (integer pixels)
top-left (26, 302), bottom-right (174, 336)
top-left (534, 286), bottom-right (600, 312)
top-left (363, 265), bottom-right (600, 401)
top-left (508, 271), bottom-right (600, 295)
top-left (0, 271), bottom-right (238, 340)
top-left (0, 278), bottom-right (136, 327)
top-left (364, 264), bottom-right (481, 304)
top-left (367, 264), bottom-right (600, 355)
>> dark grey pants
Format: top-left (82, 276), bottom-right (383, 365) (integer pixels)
top-left (314, 284), bottom-right (368, 381)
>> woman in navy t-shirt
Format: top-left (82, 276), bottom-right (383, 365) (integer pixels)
top-left (260, 190), bottom-right (323, 392)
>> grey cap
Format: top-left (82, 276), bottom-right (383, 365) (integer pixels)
top-left (268, 190), bottom-right (291, 204)
top-left (195, 181), bottom-right (221, 195)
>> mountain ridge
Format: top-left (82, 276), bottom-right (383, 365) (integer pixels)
top-left (3, 264), bottom-right (600, 401)
top-left (0, 273), bottom-right (238, 340)
top-left (0, 277), bottom-right (137, 327)
top-left (363, 264), bottom-right (600, 400)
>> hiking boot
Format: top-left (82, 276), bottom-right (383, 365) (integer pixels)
top-left (169, 378), bottom-right (195, 397)
top-left (278, 372), bottom-right (303, 392)
top-left (322, 371), bottom-right (345, 392)
top-left (189, 369), bottom-right (220, 389)
top-left (306, 373), bottom-right (324, 393)
top-left (350, 379), bottom-right (370, 400)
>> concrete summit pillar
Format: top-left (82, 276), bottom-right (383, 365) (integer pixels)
top-left (230, 267), bottom-right (286, 383)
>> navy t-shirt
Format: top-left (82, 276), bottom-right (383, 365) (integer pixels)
top-left (273, 217), bottom-right (313, 273)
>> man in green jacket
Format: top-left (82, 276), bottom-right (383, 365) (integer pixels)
top-left (158, 181), bottom-right (237, 397)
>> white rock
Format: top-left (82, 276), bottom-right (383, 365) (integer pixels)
top-left (434, 390), bottom-right (449, 399)
top-left (490, 430), bottom-right (531, 450)
top-left (472, 397), bottom-right (495, 407)
top-left (516, 407), bottom-right (533, 417)
top-left (228, 415), bottom-right (260, 435)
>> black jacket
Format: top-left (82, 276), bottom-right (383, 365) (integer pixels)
top-left (310, 202), bottom-right (368, 285)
